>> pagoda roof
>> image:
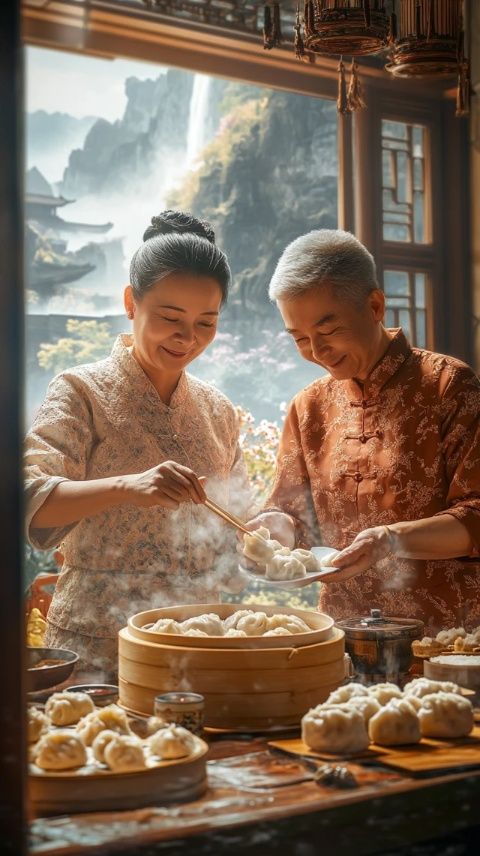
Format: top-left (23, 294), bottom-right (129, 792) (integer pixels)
top-left (26, 192), bottom-right (73, 208)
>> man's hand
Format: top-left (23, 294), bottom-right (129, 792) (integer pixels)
top-left (321, 526), bottom-right (392, 584)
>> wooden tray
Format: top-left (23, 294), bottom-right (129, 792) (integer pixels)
top-left (268, 726), bottom-right (480, 776)
top-left (29, 735), bottom-right (209, 816)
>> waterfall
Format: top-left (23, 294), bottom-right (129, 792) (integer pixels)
top-left (186, 74), bottom-right (211, 168)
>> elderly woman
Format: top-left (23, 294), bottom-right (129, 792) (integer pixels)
top-left (250, 229), bottom-right (480, 633)
top-left (25, 210), bottom-right (250, 678)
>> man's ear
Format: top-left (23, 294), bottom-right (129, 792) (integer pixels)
top-left (368, 288), bottom-right (385, 322)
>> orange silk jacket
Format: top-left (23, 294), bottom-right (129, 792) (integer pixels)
top-left (268, 329), bottom-right (480, 633)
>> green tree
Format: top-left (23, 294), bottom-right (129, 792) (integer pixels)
top-left (37, 319), bottom-right (114, 374)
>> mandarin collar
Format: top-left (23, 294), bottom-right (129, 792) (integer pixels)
top-left (111, 333), bottom-right (189, 410)
top-left (342, 328), bottom-right (412, 401)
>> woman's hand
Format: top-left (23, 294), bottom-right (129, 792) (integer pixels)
top-left (322, 526), bottom-right (392, 584)
top-left (123, 461), bottom-right (206, 509)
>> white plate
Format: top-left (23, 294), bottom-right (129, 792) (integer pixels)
top-left (240, 546), bottom-right (339, 589)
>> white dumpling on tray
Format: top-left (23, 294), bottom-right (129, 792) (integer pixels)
top-left (76, 704), bottom-right (131, 745)
top-left (181, 613), bottom-right (224, 636)
top-left (149, 724), bottom-right (196, 760)
top-left (33, 730), bottom-right (87, 771)
top-left (403, 677), bottom-right (461, 698)
top-left (263, 627), bottom-right (293, 636)
top-left (224, 628), bottom-right (248, 637)
top-left (236, 611), bottom-right (269, 636)
top-left (223, 609), bottom-right (255, 631)
top-left (267, 613), bottom-right (311, 634)
top-left (103, 734), bottom-right (146, 772)
top-left (368, 682), bottom-right (403, 706)
top-left (242, 527), bottom-right (277, 564)
top-left (28, 706), bottom-right (49, 743)
top-left (91, 729), bottom-right (120, 764)
top-left (290, 549), bottom-right (319, 572)
top-left (265, 554), bottom-right (306, 581)
top-left (326, 682), bottom-right (369, 705)
top-left (319, 550), bottom-right (340, 569)
top-left (346, 695), bottom-right (382, 724)
top-left (302, 704), bottom-right (369, 754)
top-left (417, 692), bottom-right (474, 739)
top-left (368, 698), bottom-right (421, 746)
top-left (45, 690), bottom-right (95, 726)
top-left (149, 618), bottom-right (183, 634)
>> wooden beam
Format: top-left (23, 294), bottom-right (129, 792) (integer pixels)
top-left (0, 1), bottom-right (27, 854)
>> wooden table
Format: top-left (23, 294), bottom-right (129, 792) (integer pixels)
top-left (29, 733), bottom-right (480, 856)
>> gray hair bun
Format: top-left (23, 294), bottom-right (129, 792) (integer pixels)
top-left (143, 210), bottom-right (215, 244)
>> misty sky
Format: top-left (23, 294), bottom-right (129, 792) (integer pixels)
top-left (26, 46), bottom-right (165, 120)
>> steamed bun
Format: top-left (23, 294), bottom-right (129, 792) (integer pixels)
top-left (76, 704), bottom-right (131, 745)
top-left (347, 695), bottom-right (382, 724)
top-left (150, 618), bottom-right (183, 634)
top-left (103, 734), bottom-right (146, 772)
top-left (302, 705), bottom-right (369, 754)
top-left (181, 613), bottom-right (224, 636)
top-left (242, 528), bottom-right (276, 563)
top-left (417, 692), bottom-right (474, 738)
top-left (28, 706), bottom-right (49, 743)
top-left (326, 683), bottom-right (369, 705)
top-left (33, 730), bottom-right (87, 771)
top-left (368, 698), bottom-right (420, 746)
top-left (149, 724), bottom-right (196, 760)
top-left (45, 691), bottom-right (95, 726)
top-left (368, 683), bottom-right (403, 706)
top-left (265, 554), bottom-right (306, 581)
top-left (403, 677), bottom-right (461, 698)
top-left (290, 549), bottom-right (319, 572)
top-left (236, 611), bottom-right (269, 636)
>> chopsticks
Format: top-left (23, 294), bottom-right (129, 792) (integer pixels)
top-left (203, 497), bottom-right (266, 539)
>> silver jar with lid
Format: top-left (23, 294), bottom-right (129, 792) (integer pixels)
top-left (335, 609), bottom-right (424, 684)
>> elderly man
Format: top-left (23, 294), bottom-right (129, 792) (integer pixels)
top-left (251, 229), bottom-right (480, 633)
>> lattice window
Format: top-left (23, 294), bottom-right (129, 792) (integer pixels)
top-left (383, 270), bottom-right (429, 348)
top-left (381, 120), bottom-right (428, 244)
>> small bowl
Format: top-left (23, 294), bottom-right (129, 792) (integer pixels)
top-left (27, 647), bottom-right (79, 692)
top-left (67, 683), bottom-right (119, 707)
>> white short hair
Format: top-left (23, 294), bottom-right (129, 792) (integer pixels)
top-left (269, 229), bottom-right (378, 306)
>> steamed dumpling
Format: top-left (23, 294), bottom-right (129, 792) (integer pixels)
top-left (326, 683), bottom-right (369, 705)
top-left (302, 705), bottom-right (369, 754)
top-left (436, 627), bottom-right (466, 645)
top-left (368, 698), bottom-right (421, 746)
top-left (319, 550), bottom-right (340, 569)
top-left (224, 628), bottom-right (248, 637)
top-left (223, 609), bottom-right (255, 631)
top-left (243, 527), bottom-right (276, 563)
top-left (150, 618), bottom-right (183, 634)
top-left (236, 611), bottom-right (269, 636)
top-left (76, 704), bottom-right (131, 745)
top-left (403, 677), bottom-right (461, 698)
top-left (183, 628), bottom-right (209, 637)
top-left (290, 549), bottom-right (319, 572)
top-left (263, 627), bottom-right (293, 636)
top-left (91, 729), bottom-right (119, 764)
top-left (33, 730), bottom-right (87, 771)
top-left (103, 734), bottom-right (146, 772)
top-left (265, 554), bottom-right (306, 581)
top-left (181, 613), bottom-right (224, 636)
top-left (149, 724), bottom-right (196, 760)
top-left (267, 613), bottom-right (311, 634)
top-left (368, 683), bottom-right (403, 706)
top-left (28, 706), bottom-right (49, 743)
top-left (347, 695), bottom-right (382, 724)
top-left (417, 692), bottom-right (474, 738)
top-left (45, 691), bottom-right (95, 726)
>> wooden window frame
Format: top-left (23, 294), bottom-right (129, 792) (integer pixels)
top-left (20, 1), bottom-right (471, 354)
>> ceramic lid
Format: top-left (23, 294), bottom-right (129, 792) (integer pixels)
top-left (336, 609), bottom-right (424, 639)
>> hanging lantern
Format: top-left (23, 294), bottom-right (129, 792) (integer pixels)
top-left (303, 1), bottom-right (390, 56)
top-left (385, 1), bottom-right (470, 115)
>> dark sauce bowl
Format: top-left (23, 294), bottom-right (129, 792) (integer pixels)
top-left (67, 683), bottom-right (119, 707)
top-left (27, 647), bottom-right (79, 692)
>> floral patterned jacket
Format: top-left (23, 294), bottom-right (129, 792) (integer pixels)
top-left (25, 335), bottom-right (252, 639)
top-left (268, 329), bottom-right (480, 633)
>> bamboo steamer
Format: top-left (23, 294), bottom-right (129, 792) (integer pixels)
top-left (119, 604), bottom-right (345, 729)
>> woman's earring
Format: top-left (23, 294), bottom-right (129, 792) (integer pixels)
top-left (127, 312), bottom-right (133, 320)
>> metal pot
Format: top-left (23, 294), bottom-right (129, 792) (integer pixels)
top-left (335, 609), bottom-right (424, 684)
